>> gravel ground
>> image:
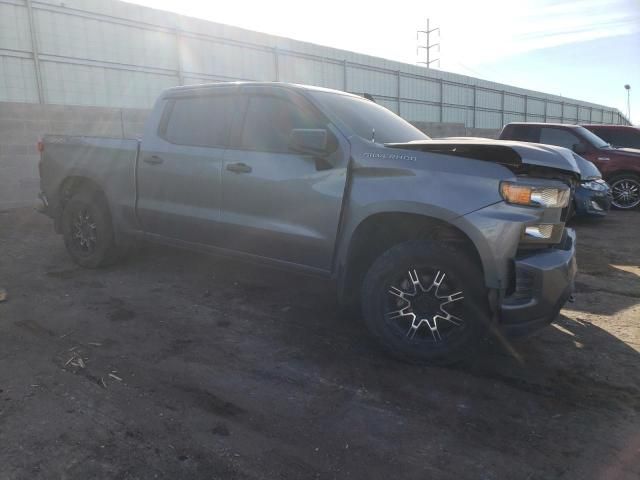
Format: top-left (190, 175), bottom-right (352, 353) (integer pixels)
top-left (0, 207), bottom-right (638, 479)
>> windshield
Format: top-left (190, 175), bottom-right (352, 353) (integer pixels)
top-left (576, 126), bottom-right (611, 149)
top-left (309, 91), bottom-right (429, 144)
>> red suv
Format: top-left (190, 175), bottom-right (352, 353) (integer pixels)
top-left (582, 125), bottom-right (640, 150)
top-left (499, 123), bottom-right (640, 209)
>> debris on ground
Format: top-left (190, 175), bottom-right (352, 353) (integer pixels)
top-left (0, 288), bottom-right (7, 302)
top-left (65, 351), bottom-right (86, 369)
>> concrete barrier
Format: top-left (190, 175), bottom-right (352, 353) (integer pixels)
top-left (0, 102), bottom-right (149, 209)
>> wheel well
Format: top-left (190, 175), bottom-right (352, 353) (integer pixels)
top-left (606, 170), bottom-right (640, 182)
top-left (58, 176), bottom-right (107, 211)
top-left (54, 176), bottom-right (108, 231)
top-left (339, 212), bottom-right (483, 307)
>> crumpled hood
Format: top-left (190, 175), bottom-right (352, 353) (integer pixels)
top-left (385, 138), bottom-right (582, 176)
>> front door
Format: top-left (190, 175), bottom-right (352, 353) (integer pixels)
top-left (219, 88), bottom-right (348, 271)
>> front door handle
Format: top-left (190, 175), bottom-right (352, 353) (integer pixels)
top-left (143, 155), bottom-right (164, 165)
top-left (226, 162), bottom-right (252, 174)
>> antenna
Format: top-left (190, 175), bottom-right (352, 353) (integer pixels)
top-left (417, 18), bottom-right (440, 68)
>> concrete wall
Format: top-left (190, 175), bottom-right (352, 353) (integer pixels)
top-left (411, 122), bottom-right (500, 139)
top-left (0, 101), bottom-right (148, 208)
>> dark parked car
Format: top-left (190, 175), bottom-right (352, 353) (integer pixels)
top-left (499, 122), bottom-right (640, 209)
top-left (570, 154), bottom-right (611, 217)
top-left (583, 125), bottom-right (640, 150)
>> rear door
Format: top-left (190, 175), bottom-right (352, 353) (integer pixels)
top-left (219, 87), bottom-right (348, 271)
top-left (137, 87), bottom-right (239, 245)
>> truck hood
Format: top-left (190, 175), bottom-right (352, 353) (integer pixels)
top-left (385, 139), bottom-right (582, 176)
top-left (612, 147), bottom-right (640, 158)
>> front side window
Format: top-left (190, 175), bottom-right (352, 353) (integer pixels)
top-left (590, 128), bottom-right (613, 144)
top-left (164, 94), bottom-right (235, 148)
top-left (308, 91), bottom-right (429, 144)
top-left (539, 128), bottom-right (581, 149)
top-left (240, 94), bottom-right (326, 153)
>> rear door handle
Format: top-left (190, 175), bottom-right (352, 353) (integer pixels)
top-left (143, 155), bottom-right (164, 165)
top-left (226, 162), bottom-right (252, 174)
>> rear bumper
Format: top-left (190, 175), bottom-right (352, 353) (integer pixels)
top-left (499, 228), bottom-right (577, 336)
top-left (35, 191), bottom-right (52, 216)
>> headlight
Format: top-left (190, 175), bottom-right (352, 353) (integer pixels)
top-left (500, 182), bottom-right (570, 208)
top-left (580, 179), bottom-right (608, 191)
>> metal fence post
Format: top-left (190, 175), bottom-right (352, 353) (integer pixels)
top-left (501, 90), bottom-right (505, 127)
top-left (439, 78), bottom-right (444, 123)
top-left (523, 94), bottom-right (527, 122)
top-left (472, 85), bottom-right (476, 129)
top-left (343, 60), bottom-right (348, 92)
top-left (175, 28), bottom-right (184, 85)
top-left (25, 0), bottom-right (44, 103)
top-left (561, 102), bottom-right (564, 123)
top-left (273, 47), bottom-right (279, 81)
top-left (543, 99), bottom-right (548, 123)
top-left (397, 70), bottom-right (401, 116)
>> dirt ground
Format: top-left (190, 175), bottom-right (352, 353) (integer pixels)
top-left (0, 207), bottom-right (638, 480)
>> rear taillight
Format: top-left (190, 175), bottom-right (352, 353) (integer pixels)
top-left (37, 139), bottom-right (44, 153)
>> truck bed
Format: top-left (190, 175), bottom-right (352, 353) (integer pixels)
top-left (39, 135), bottom-right (141, 232)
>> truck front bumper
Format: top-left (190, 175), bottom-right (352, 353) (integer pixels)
top-left (499, 228), bottom-right (577, 336)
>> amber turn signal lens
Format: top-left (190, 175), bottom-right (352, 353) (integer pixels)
top-left (500, 183), bottom-right (532, 205)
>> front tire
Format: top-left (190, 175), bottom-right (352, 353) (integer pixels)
top-left (61, 190), bottom-right (120, 268)
top-left (609, 174), bottom-right (640, 209)
top-left (361, 241), bottom-right (491, 365)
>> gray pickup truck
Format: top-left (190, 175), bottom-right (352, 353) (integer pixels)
top-left (38, 82), bottom-right (578, 364)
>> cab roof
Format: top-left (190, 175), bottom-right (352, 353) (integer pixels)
top-left (161, 81), bottom-right (360, 99)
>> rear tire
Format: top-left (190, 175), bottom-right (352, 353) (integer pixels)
top-left (361, 240), bottom-right (490, 365)
top-left (61, 190), bottom-right (120, 268)
top-left (609, 174), bottom-right (640, 209)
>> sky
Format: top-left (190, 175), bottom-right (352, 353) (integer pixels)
top-left (128, 0), bottom-right (640, 124)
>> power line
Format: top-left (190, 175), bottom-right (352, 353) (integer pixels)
top-left (417, 19), bottom-right (440, 68)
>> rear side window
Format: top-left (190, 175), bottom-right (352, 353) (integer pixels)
top-left (608, 130), bottom-right (640, 149)
top-left (163, 94), bottom-right (235, 148)
top-left (539, 128), bottom-right (581, 149)
top-left (502, 125), bottom-right (538, 142)
top-left (240, 94), bottom-right (326, 153)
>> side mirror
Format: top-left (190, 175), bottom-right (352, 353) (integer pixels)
top-left (289, 129), bottom-right (328, 154)
top-left (572, 143), bottom-right (588, 155)
top-left (289, 129), bottom-right (333, 170)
